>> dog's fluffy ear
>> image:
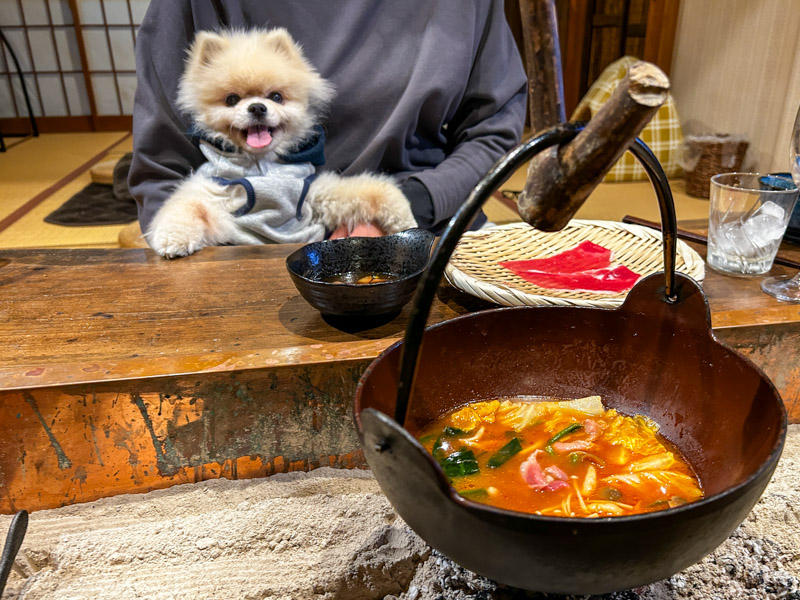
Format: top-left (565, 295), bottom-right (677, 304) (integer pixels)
top-left (178, 31), bottom-right (230, 115)
top-left (190, 31), bottom-right (229, 67)
top-left (262, 28), bottom-right (302, 61)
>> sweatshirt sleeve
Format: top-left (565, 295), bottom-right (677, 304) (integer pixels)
top-left (409, 0), bottom-right (527, 227)
top-left (127, 1), bottom-right (205, 235)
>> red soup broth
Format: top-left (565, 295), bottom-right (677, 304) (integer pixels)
top-left (415, 396), bottom-right (703, 518)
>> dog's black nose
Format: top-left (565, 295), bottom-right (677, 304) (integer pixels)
top-left (248, 103), bottom-right (267, 117)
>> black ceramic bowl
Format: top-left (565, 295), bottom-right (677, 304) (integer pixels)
top-left (286, 229), bottom-right (435, 317)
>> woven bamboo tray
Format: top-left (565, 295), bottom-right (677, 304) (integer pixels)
top-left (445, 220), bottom-right (705, 309)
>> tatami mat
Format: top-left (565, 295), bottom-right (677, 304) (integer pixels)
top-left (0, 132), bottom-right (129, 221)
top-left (0, 132), bottom-right (132, 249)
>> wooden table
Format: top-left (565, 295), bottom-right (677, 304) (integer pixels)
top-left (1, 239), bottom-right (799, 513)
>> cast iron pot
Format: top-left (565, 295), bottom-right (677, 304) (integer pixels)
top-left (353, 124), bottom-right (787, 594)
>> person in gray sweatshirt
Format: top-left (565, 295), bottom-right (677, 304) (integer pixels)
top-left (129, 0), bottom-right (528, 240)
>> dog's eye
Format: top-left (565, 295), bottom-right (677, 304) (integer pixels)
top-left (225, 94), bottom-right (241, 106)
top-left (268, 92), bottom-right (283, 104)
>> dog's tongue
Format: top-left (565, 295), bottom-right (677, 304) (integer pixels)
top-left (246, 126), bottom-right (272, 149)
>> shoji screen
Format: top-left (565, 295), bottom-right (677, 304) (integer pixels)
top-left (0, 0), bottom-right (150, 132)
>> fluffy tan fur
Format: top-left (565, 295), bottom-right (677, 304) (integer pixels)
top-left (147, 28), bottom-right (416, 258)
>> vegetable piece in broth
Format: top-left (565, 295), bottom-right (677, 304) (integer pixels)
top-left (487, 437), bottom-right (523, 468)
top-left (437, 449), bottom-right (480, 480)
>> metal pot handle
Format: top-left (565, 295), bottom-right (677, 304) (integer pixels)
top-left (394, 121), bottom-right (678, 425)
top-left (0, 510), bottom-right (28, 596)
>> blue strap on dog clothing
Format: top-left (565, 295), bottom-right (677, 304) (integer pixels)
top-left (212, 172), bottom-right (318, 220)
top-left (211, 177), bottom-right (257, 217)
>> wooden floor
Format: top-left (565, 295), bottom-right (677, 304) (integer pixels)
top-left (0, 132), bottom-right (713, 250)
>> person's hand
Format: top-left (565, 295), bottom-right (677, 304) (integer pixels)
top-left (328, 223), bottom-right (386, 239)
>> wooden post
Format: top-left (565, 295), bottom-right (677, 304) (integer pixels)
top-left (643, 0), bottom-right (682, 77)
top-left (66, 0), bottom-right (99, 131)
top-left (517, 60), bottom-right (670, 231)
top-left (518, 0), bottom-right (566, 133)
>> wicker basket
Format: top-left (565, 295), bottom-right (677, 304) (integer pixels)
top-left (445, 220), bottom-right (705, 309)
top-left (683, 135), bottom-right (749, 198)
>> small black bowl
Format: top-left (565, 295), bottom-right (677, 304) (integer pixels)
top-left (286, 229), bottom-right (436, 317)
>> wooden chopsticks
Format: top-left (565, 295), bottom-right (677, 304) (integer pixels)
top-left (621, 215), bottom-right (800, 271)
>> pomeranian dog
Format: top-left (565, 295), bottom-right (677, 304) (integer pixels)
top-left (146, 28), bottom-right (417, 258)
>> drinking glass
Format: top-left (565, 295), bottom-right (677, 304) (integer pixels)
top-left (706, 173), bottom-right (797, 275)
top-left (761, 105), bottom-right (800, 302)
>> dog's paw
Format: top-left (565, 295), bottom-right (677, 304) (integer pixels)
top-left (378, 182), bottom-right (418, 232)
top-left (308, 173), bottom-right (418, 235)
top-left (147, 226), bottom-right (207, 259)
top-left (146, 179), bottom-right (238, 258)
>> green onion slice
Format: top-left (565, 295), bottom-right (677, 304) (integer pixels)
top-left (487, 437), bottom-right (523, 468)
top-left (546, 422), bottom-right (583, 446)
top-left (458, 488), bottom-right (489, 500)
top-left (438, 449), bottom-right (480, 479)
